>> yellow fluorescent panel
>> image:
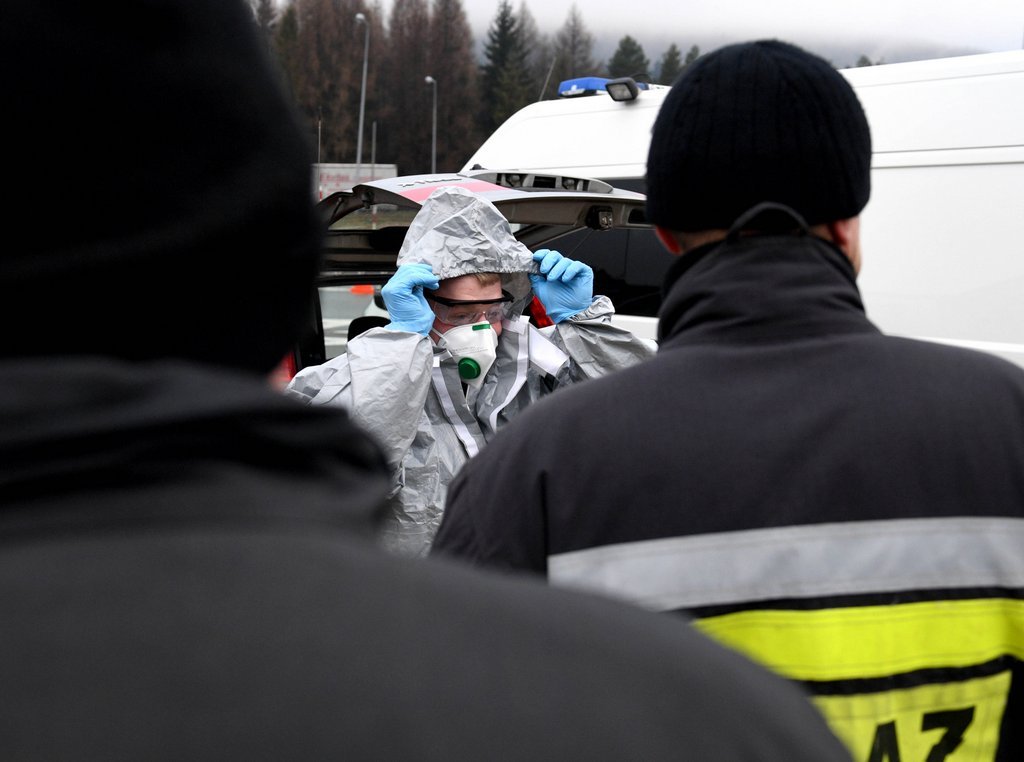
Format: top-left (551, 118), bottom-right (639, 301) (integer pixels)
top-left (694, 598), bottom-right (1024, 681)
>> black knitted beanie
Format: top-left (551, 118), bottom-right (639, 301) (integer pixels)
top-left (2, 0), bottom-right (322, 373)
top-left (646, 40), bottom-right (872, 232)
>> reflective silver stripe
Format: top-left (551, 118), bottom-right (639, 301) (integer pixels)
top-left (431, 365), bottom-right (480, 458)
top-left (548, 517), bottom-right (1024, 611)
top-left (488, 315), bottom-right (531, 433)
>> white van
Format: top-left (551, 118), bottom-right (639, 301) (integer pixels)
top-left (462, 52), bottom-right (1024, 369)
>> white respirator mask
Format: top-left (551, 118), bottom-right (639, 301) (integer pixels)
top-left (432, 322), bottom-right (499, 387)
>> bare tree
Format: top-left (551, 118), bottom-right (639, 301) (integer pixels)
top-left (274, 0), bottom-right (368, 163)
top-left (254, 0), bottom-right (276, 38)
top-left (549, 5), bottom-right (597, 88)
top-left (430, 0), bottom-right (480, 171)
top-left (378, 0), bottom-right (433, 174)
top-left (262, 0), bottom-right (526, 173)
top-left (517, 2), bottom-right (553, 101)
top-left (274, 2), bottom-right (301, 95)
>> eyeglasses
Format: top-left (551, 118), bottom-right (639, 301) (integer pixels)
top-left (427, 290), bottom-right (514, 327)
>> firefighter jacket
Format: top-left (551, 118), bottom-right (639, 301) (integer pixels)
top-left (434, 232), bottom-right (1024, 761)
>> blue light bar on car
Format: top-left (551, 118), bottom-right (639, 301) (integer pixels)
top-left (558, 76), bottom-right (651, 100)
top-left (558, 77), bottom-right (610, 97)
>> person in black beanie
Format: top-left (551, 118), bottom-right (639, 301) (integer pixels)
top-left (433, 39), bottom-right (1024, 760)
top-left (0, 9), bottom-right (857, 760)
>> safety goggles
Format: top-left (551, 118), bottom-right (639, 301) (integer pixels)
top-left (426, 290), bottom-right (515, 327)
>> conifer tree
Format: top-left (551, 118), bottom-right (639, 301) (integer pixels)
top-left (607, 35), bottom-right (650, 81)
top-left (684, 44), bottom-right (701, 67)
top-left (479, 0), bottom-right (532, 135)
top-left (657, 43), bottom-right (683, 85)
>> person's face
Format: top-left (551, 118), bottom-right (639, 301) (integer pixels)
top-left (428, 275), bottom-right (506, 339)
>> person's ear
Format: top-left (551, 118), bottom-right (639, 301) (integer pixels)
top-left (825, 217), bottom-right (862, 273)
top-left (826, 218), bottom-right (853, 250)
top-left (655, 226), bottom-right (684, 256)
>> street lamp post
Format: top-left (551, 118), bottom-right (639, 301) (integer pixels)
top-left (425, 75), bottom-right (437, 174)
top-left (354, 12), bottom-right (369, 186)
top-left (370, 120), bottom-right (377, 180)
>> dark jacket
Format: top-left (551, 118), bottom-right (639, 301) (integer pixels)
top-left (433, 234), bottom-right (1024, 760)
top-left (0, 356), bottom-right (851, 761)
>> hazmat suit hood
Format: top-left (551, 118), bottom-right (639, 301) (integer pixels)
top-left (396, 187), bottom-right (536, 314)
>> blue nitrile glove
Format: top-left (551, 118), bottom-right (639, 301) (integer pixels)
top-left (381, 263), bottom-right (440, 335)
top-left (529, 249), bottom-right (594, 323)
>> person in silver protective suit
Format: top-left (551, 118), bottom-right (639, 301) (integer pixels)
top-left (286, 185), bottom-right (654, 556)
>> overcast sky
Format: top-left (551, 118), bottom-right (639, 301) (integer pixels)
top-left (449, 0), bottom-right (1024, 65)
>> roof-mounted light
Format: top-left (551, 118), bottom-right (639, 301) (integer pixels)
top-left (605, 77), bottom-right (641, 102)
top-left (558, 76), bottom-right (650, 101)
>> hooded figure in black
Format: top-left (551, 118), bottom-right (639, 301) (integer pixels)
top-left (0, 6), bottom-right (854, 760)
top-left (434, 40), bottom-right (1024, 761)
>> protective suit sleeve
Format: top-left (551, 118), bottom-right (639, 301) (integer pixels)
top-left (285, 327), bottom-right (434, 488)
top-left (548, 295), bottom-right (656, 383)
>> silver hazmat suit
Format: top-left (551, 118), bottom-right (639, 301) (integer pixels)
top-left (286, 187), bottom-right (654, 556)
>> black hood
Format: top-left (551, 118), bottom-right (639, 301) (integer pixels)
top-left (0, 357), bottom-right (389, 531)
